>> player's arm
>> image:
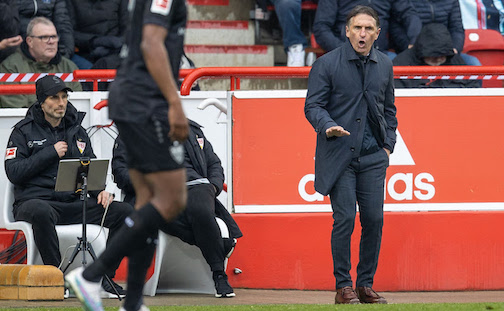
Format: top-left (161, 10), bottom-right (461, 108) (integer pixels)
top-left (141, 23), bottom-right (188, 142)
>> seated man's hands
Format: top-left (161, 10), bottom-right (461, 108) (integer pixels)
top-left (54, 141), bottom-right (68, 158)
top-left (97, 191), bottom-right (114, 208)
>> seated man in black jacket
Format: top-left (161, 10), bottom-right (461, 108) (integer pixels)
top-left (112, 119), bottom-right (242, 298)
top-left (393, 23), bottom-right (481, 88)
top-left (4, 75), bottom-right (133, 297)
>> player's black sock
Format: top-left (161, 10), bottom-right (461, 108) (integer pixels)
top-left (123, 230), bottom-right (157, 311)
top-left (83, 203), bottom-right (164, 282)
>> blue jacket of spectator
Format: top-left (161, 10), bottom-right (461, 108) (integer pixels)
top-left (313, 0), bottom-right (421, 52)
top-left (389, 0), bottom-right (465, 54)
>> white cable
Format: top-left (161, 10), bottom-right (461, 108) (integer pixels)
top-left (58, 245), bottom-right (77, 270)
top-left (89, 195), bottom-right (112, 244)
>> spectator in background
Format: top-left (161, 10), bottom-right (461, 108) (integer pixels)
top-left (266, 0), bottom-right (308, 66)
top-left (0, 0), bottom-right (22, 63)
top-left (393, 23), bottom-right (481, 88)
top-left (66, 0), bottom-right (129, 70)
top-left (313, 0), bottom-right (422, 59)
top-left (389, 0), bottom-right (481, 66)
top-left (459, 0), bottom-right (504, 36)
top-left (0, 17), bottom-right (82, 108)
top-left (16, 0), bottom-right (74, 59)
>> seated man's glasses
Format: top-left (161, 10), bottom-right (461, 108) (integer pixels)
top-left (30, 35), bottom-right (59, 43)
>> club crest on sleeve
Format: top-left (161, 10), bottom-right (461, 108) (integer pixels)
top-left (5, 147), bottom-right (17, 160)
top-left (150, 0), bottom-right (171, 15)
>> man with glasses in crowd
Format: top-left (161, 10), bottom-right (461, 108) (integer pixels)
top-left (0, 16), bottom-right (81, 108)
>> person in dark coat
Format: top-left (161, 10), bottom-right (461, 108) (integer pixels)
top-left (388, 0), bottom-right (480, 66)
top-left (305, 6), bottom-right (397, 305)
top-left (66, 0), bottom-right (129, 69)
top-left (112, 119), bottom-right (243, 298)
top-left (0, 0), bottom-right (22, 63)
top-left (16, 0), bottom-right (74, 58)
top-left (313, 0), bottom-right (421, 57)
top-left (393, 23), bottom-right (482, 88)
top-left (4, 75), bottom-right (133, 296)
top-left (389, 0), bottom-right (464, 54)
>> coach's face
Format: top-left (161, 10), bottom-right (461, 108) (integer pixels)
top-left (346, 13), bottom-right (380, 56)
top-left (41, 91), bottom-right (68, 124)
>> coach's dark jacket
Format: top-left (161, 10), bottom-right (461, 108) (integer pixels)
top-left (5, 101), bottom-right (96, 205)
top-left (184, 120), bottom-right (225, 195)
top-left (305, 40), bottom-right (397, 195)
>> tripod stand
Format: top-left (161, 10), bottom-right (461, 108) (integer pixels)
top-left (58, 158), bottom-right (122, 300)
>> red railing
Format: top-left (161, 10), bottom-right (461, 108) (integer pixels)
top-left (180, 67), bottom-right (312, 95)
top-left (0, 66), bottom-right (503, 96)
top-left (0, 69), bottom-right (193, 94)
top-left (73, 69), bottom-right (116, 91)
top-left (179, 66), bottom-right (504, 95)
top-left (73, 69), bottom-right (193, 91)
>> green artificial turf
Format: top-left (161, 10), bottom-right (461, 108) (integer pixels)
top-left (2, 303), bottom-right (504, 311)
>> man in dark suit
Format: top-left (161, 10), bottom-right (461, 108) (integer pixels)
top-left (305, 5), bottom-right (397, 305)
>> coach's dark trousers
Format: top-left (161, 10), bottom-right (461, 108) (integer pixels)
top-left (13, 198), bottom-right (133, 277)
top-left (329, 149), bottom-right (389, 289)
top-left (159, 183), bottom-right (226, 272)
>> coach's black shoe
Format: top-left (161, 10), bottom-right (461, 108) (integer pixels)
top-left (213, 272), bottom-right (235, 298)
top-left (102, 278), bottom-right (126, 298)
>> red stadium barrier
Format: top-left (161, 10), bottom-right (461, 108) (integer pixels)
top-left (179, 65), bottom-right (504, 95)
top-left (0, 66), bottom-right (503, 95)
top-left (0, 69), bottom-right (194, 93)
top-left (0, 84), bottom-right (35, 95)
